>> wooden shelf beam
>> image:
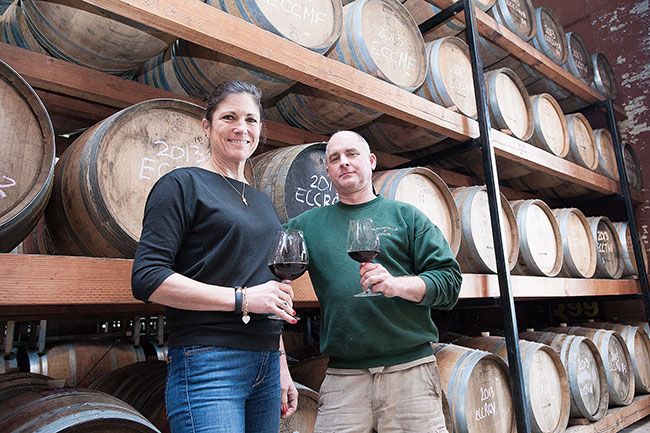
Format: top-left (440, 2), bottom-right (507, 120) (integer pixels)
top-left (0, 255), bottom-right (640, 318)
top-left (565, 395), bottom-right (650, 433)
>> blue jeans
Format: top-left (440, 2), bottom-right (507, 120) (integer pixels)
top-left (166, 345), bottom-right (281, 433)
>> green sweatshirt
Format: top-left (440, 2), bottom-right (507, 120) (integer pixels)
top-left (286, 196), bottom-right (462, 368)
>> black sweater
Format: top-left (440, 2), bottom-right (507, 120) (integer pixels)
top-left (132, 167), bottom-right (283, 350)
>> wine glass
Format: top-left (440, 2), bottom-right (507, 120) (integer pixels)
top-left (347, 218), bottom-right (381, 297)
top-left (267, 229), bottom-right (308, 319)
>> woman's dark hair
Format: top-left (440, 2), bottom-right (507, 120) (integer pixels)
top-left (205, 80), bottom-right (263, 121)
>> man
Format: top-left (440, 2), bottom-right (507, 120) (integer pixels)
top-left (286, 130), bottom-right (462, 433)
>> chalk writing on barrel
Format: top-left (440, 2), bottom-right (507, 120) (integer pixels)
top-left (0, 175), bottom-right (17, 199)
top-left (139, 140), bottom-right (207, 180)
top-left (294, 174), bottom-right (339, 208)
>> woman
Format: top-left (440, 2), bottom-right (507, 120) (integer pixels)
top-left (132, 80), bottom-right (299, 433)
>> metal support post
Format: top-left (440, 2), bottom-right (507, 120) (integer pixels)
top-left (604, 99), bottom-right (650, 322)
top-left (460, 0), bottom-right (532, 431)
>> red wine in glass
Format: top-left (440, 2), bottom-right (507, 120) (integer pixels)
top-left (347, 218), bottom-right (381, 298)
top-left (348, 250), bottom-right (379, 263)
top-left (269, 262), bottom-right (308, 281)
top-left (268, 229), bottom-right (308, 319)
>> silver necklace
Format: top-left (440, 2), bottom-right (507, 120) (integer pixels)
top-left (219, 174), bottom-right (248, 206)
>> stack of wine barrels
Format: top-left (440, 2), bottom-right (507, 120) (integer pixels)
top-left (546, 324), bottom-right (635, 407)
top-left (359, 35), bottom-right (476, 153)
top-left (274, 0), bottom-right (427, 133)
top-left (44, 99), bottom-right (210, 258)
top-left (0, 58), bottom-right (55, 253)
top-left (520, 330), bottom-right (609, 421)
top-left (454, 334), bottom-right (570, 433)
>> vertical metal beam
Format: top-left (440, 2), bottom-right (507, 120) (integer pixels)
top-left (604, 99), bottom-right (650, 322)
top-left (461, 0), bottom-right (532, 431)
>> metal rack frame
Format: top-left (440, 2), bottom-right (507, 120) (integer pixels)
top-left (420, 1), bottom-right (532, 431)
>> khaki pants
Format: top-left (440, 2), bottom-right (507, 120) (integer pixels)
top-left (314, 356), bottom-right (450, 433)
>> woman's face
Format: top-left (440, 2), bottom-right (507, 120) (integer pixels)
top-left (202, 93), bottom-right (261, 164)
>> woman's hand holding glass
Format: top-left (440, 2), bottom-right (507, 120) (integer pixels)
top-left (267, 229), bottom-right (308, 320)
top-left (246, 280), bottom-right (296, 323)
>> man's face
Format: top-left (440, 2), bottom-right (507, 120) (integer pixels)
top-left (325, 132), bottom-right (377, 195)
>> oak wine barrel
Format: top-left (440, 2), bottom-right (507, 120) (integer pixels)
top-left (614, 221), bottom-right (649, 278)
top-left (45, 99), bottom-right (210, 258)
top-left (519, 331), bottom-right (608, 421)
top-left (20, 0), bottom-right (172, 75)
top-left (455, 335), bottom-right (570, 433)
top-left (563, 32), bottom-right (594, 84)
top-left (546, 325), bottom-right (635, 406)
top-left (552, 208), bottom-right (597, 278)
top-left (484, 68), bottom-right (534, 141)
top-left (587, 216), bottom-right (624, 279)
top-left (528, 93), bottom-right (569, 157)
top-left (451, 186), bottom-right (519, 273)
top-left (0, 58), bottom-right (55, 253)
top-left (252, 142), bottom-right (338, 223)
top-left (0, 1), bottom-right (48, 54)
top-left (431, 343), bottom-right (515, 433)
top-left (0, 387), bottom-right (160, 432)
top-left (417, 36), bottom-right (477, 118)
top-left (90, 361), bottom-right (169, 433)
top-left (510, 199), bottom-right (563, 277)
top-left (580, 321), bottom-right (650, 394)
top-left (274, 0), bottom-right (427, 134)
top-left (403, 0), bottom-right (495, 41)
top-left (623, 145), bottom-right (643, 193)
top-left (372, 167), bottom-right (461, 255)
top-left (206, 0), bottom-right (342, 54)
top-left (593, 129), bottom-right (619, 180)
top-left (18, 341), bottom-right (146, 388)
top-left (592, 52), bottom-right (617, 99)
top-left (564, 113), bottom-right (598, 170)
top-left (137, 39), bottom-right (295, 102)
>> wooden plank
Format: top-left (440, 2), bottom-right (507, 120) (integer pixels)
top-left (0, 43), bottom-right (326, 147)
top-left (423, 0), bottom-right (626, 118)
top-left (491, 130), bottom-right (621, 195)
top-left (0, 255), bottom-right (640, 314)
top-left (81, 0), bottom-right (476, 141)
top-left (565, 395), bottom-right (650, 433)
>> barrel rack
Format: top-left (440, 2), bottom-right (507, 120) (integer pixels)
top-left (1, 0), bottom-right (649, 431)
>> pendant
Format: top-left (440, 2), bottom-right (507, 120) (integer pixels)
top-left (242, 197), bottom-right (248, 206)
top-left (242, 314), bottom-right (250, 324)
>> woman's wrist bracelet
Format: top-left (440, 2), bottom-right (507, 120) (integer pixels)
top-left (234, 286), bottom-right (243, 314)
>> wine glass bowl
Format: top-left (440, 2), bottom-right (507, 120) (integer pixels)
top-left (267, 229), bottom-right (308, 319)
top-left (347, 218), bottom-right (381, 297)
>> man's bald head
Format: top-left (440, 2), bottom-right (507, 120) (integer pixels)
top-left (326, 131), bottom-right (371, 157)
